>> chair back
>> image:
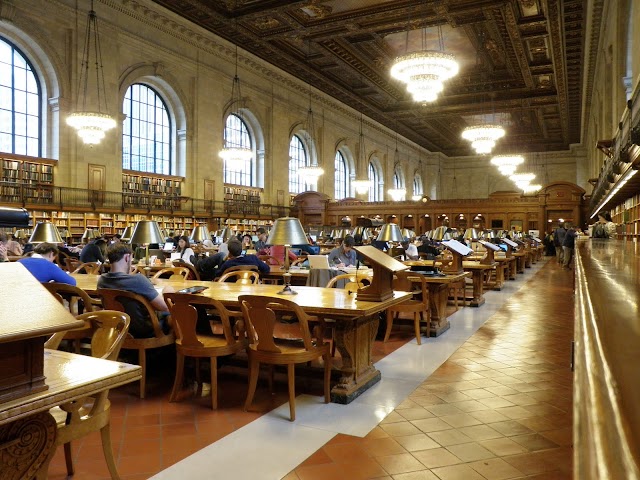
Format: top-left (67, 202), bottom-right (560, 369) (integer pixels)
top-left (76, 310), bottom-right (131, 360)
top-left (152, 266), bottom-right (190, 280)
top-left (42, 282), bottom-right (95, 314)
top-left (217, 270), bottom-right (260, 284)
top-left (57, 250), bottom-right (71, 271)
top-left (225, 265), bottom-right (259, 273)
top-left (239, 295), bottom-right (317, 352)
top-left (393, 271), bottom-right (428, 307)
top-left (66, 257), bottom-right (81, 272)
top-left (258, 255), bottom-right (282, 266)
top-left (164, 293), bottom-right (242, 347)
top-left (98, 288), bottom-right (166, 339)
top-left (72, 261), bottom-right (101, 274)
top-left (325, 273), bottom-right (370, 293)
top-left (172, 259), bottom-right (201, 280)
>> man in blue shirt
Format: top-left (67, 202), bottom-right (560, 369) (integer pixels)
top-left (215, 239), bottom-right (270, 278)
top-left (328, 235), bottom-right (357, 267)
top-left (18, 242), bottom-right (77, 285)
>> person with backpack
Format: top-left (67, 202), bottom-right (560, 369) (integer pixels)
top-left (593, 212), bottom-right (616, 238)
top-left (553, 222), bottom-right (567, 264)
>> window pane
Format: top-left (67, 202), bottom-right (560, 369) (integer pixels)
top-left (122, 83), bottom-right (172, 174)
top-left (334, 151), bottom-right (347, 200)
top-left (0, 37), bottom-right (41, 155)
top-left (288, 135), bottom-right (307, 194)
top-left (223, 113), bottom-right (254, 186)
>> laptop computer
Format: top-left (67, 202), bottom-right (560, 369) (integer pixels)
top-left (307, 255), bottom-right (331, 269)
top-left (162, 241), bottom-right (174, 251)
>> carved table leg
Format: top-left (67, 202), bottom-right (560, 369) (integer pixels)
top-left (0, 411), bottom-right (56, 480)
top-left (494, 264), bottom-right (505, 290)
top-left (427, 283), bottom-right (450, 337)
top-left (331, 314), bottom-right (381, 404)
top-left (469, 270), bottom-right (485, 307)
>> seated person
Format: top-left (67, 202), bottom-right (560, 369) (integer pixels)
top-left (417, 240), bottom-right (441, 258)
top-left (254, 227), bottom-right (268, 252)
top-left (328, 234), bottom-right (357, 267)
top-left (263, 244), bottom-right (298, 264)
top-left (80, 238), bottom-right (106, 263)
top-left (175, 235), bottom-right (195, 265)
top-left (202, 237), bottom-right (215, 248)
top-left (18, 242), bottom-right (77, 285)
top-left (98, 243), bottom-right (173, 338)
top-left (194, 251), bottom-right (227, 281)
top-left (400, 240), bottom-right (419, 260)
top-left (0, 233), bottom-right (23, 256)
top-left (214, 239), bottom-right (270, 279)
top-left (241, 234), bottom-right (254, 251)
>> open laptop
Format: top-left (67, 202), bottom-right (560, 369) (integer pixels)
top-left (307, 254), bottom-right (331, 269)
top-left (162, 241), bottom-right (174, 252)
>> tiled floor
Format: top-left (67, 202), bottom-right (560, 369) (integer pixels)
top-left (48, 257), bottom-right (573, 479)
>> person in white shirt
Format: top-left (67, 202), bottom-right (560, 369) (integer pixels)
top-left (176, 235), bottom-right (195, 265)
top-left (400, 240), bottom-right (419, 260)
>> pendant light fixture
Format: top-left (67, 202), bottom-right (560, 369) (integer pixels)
top-left (352, 112), bottom-right (371, 194)
top-left (390, 25), bottom-right (459, 104)
top-left (298, 41), bottom-right (323, 185)
top-left (67, 0), bottom-right (116, 145)
top-left (490, 154), bottom-right (524, 176)
top-left (219, 11), bottom-right (252, 166)
top-left (388, 133), bottom-right (406, 201)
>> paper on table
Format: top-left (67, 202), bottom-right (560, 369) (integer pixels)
top-left (442, 239), bottom-right (473, 256)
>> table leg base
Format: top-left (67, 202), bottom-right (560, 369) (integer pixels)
top-left (429, 320), bottom-right (450, 337)
top-left (330, 369), bottom-right (381, 404)
top-left (470, 297), bottom-right (485, 307)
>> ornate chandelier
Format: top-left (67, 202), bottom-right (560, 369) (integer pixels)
top-left (352, 180), bottom-right (371, 194)
top-left (461, 124), bottom-right (506, 154)
top-left (67, 1), bottom-right (116, 145)
top-left (522, 184), bottom-right (542, 194)
top-left (510, 172), bottom-right (536, 189)
top-left (390, 27), bottom-right (458, 104)
top-left (352, 113), bottom-right (370, 194)
top-left (490, 154), bottom-right (524, 176)
top-left (388, 188), bottom-right (407, 201)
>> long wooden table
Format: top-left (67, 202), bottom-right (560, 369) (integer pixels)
top-left (73, 274), bottom-right (411, 404)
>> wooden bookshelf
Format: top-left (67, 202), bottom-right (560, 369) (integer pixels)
top-left (224, 185), bottom-right (261, 215)
top-left (612, 192), bottom-right (640, 238)
top-left (122, 170), bottom-right (184, 210)
top-left (0, 153), bottom-right (56, 204)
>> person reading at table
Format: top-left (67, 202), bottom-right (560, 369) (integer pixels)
top-left (98, 243), bottom-right (173, 337)
top-left (400, 239), bottom-right (419, 260)
top-left (328, 234), bottom-right (357, 267)
top-left (215, 239), bottom-right (270, 279)
top-left (18, 242), bottom-right (77, 285)
top-left (80, 237), bottom-right (107, 263)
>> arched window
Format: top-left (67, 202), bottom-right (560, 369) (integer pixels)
top-left (413, 173), bottom-right (423, 196)
top-left (223, 113), bottom-right (253, 186)
top-left (288, 134), bottom-right (308, 194)
top-left (368, 161), bottom-right (381, 201)
top-left (393, 171), bottom-right (401, 188)
top-left (334, 151), bottom-right (349, 199)
top-left (122, 84), bottom-right (171, 174)
top-left (0, 37), bottom-right (41, 156)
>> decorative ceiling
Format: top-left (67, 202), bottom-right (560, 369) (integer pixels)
top-left (151, 0), bottom-right (586, 157)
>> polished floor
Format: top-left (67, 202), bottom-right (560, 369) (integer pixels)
top-left (48, 257), bottom-right (573, 480)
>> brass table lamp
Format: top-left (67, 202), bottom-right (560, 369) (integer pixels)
top-left (130, 220), bottom-right (164, 268)
top-left (191, 225), bottom-right (211, 243)
top-left (29, 222), bottom-right (64, 244)
top-left (267, 217), bottom-right (308, 295)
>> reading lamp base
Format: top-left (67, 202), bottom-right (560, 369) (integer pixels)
top-left (277, 284), bottom-right (297, 295)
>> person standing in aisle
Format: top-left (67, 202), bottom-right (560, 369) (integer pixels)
top-left (553, 222), bottom-right (566, 264)
top-left (562, 224), bottom-right (577, 269)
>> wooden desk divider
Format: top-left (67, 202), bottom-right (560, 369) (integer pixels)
top-left (440, 239), bottom-right (473, 274)
top-left (501, 237), bottom-right (518, 255)
top-left (354, 245), bottom-right (408, 302)
top-left (478, 240), bottom-right (499, 265)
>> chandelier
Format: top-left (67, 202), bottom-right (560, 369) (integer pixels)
top-left (219, 26), bottom-right (252, 166)
top-left (510, 172), bottom-right (536, 189)
top-left (390, 27), bottom-right (458, 104)
top-left (461, 124), bottom-right (506, 154)
top-left (522, 184), bottom-right (542, 194)
top-left (490, 154), bottom-right (524, 176)
top-left (388, 188), bottom-right (406, 201)
top-left (297, 59), bottom-right (323, 185)
top-left (352, 113), bottom-right (370, 194)
top-left (388, 134), bottom-right (405, 201)
top-left (67, 1), bottom-right (116, 145)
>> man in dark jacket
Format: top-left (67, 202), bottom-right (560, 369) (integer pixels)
top-left (562, 224), bottom-right (577, 269)
top-left (80, 238), bottom-right (106, 263)
top-left (214, 239), bottom-right (270, 279)
top-left (553, 223), bottom-right (566, 264)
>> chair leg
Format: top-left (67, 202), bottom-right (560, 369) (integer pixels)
top-left (413, 312), bottom-right (421, 345)
top-left (244, 357), bottom-right (260, 412)
top-left (323, 353), bottom-right (331, 403)
top-left (195, 358), bottom-right (203, 397)
top-left (210, 356), bottom-right (218, 410)
top-left (287, 363), bottom-right (296, 421)
top-left (64, 442), bottom-right (74, 476)
top-left (100, 423), bottom-right (121, 480)
top-left (169, 351), bottom-right (185, 402)
top-left (139, 348), bottom-right (146, 399)
top-left (383, 309), bottom-right (394, 342)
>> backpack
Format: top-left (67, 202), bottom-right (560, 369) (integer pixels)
top-left (592, 223), bottom-right (607, 238)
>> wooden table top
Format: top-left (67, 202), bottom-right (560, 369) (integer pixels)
top-left (72, 274), bottom-right (412, 318)
top-left (0, 349), bottom-right (141, 426)
top-left (403, 259), bottom-right (495, 271)
top-left (0, 263), bottom-right (84, 343)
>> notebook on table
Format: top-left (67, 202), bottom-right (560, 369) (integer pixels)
top-left (307, 255), bottom-right (331, 269)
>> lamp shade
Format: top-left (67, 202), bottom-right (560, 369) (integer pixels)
top-left (82, 228), bottom-right (98, 241)
top-left (121, 226), bottom-right (133, 242)
top-left (129, 220), bottom-right (164, 246)
top-left (267, 217), bottom-right (309, 246)
top-left (431, 226), bottom-right (448, 241)
top-left (463, 228), bottom-right (479, 240)
top-left (29, 222), bottom-right (64, 244)
top-left (376, 223), bottom-right (403, 242)
top-left (482, 230), bottom-right (496, 240)
top-left (220, 227), bottom-right (234, 242)
top-left (191, 225), bottom-right (211, 243)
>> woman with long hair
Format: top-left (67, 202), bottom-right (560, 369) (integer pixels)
top-left (176, 235), bottom-right (195, 265)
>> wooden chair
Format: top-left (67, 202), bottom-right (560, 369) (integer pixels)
top-left (164, 293), bottom-right (247, 409)
top-left (66, 257), bottom-right (81, 272)
top-left (152, 266), bottom-right (190, 280)
top-left (72, 261), bottom-right (102, 274)
top-left (98, 289), bottom-right (175, 398)
top-left (239, 295), bottom-right (331, 421)
top-left (325, 273), bottom-right (370, 293)
top-left (217, 270), bottom-right (260, 284)
top-left (172, 259), bottom-right (201, 280)
top-left (42, 282), bottom-right (95, 352)
top-left (384, 271), bottom-right (430, 345)
top-left (291, 257), bottom-right (307, 267)
top-left (56, 250), bottom-right (71, 271)
top-left (449, 280), bottom-right (467, 309)
top-left (38, 311), bottom-right (130, 479)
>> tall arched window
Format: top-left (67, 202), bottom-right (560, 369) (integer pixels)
top-left (334, 151), bottom-right (349, 199)
top-left (393, 171), bottom-right (401, 188)
top-left (0, 37), bottom-right (41, 156)
top-left (122, 84), bottom-right (171, 174)
top-left (223, 113), bottom-right (253, 186)
top-left (368, 161), bottom-right (381, 201)
top-left (413, 173), bottom-right (423, 196)
top-left (288, 134), bottom-right (308, 194)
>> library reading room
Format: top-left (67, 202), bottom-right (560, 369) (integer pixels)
top-left (1, 1), bottom-right (638, 479)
